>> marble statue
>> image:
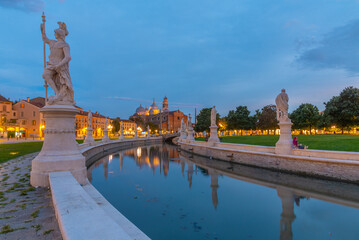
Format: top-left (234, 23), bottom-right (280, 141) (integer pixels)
top-left (88, 110), bottom-right (92, 128)
top-left (275, 89), bottom-right (289, 122)
top-left (105, 118), bottom-right (108, 127)
top-left (41, 21), bottom-right (74, 105)
top-left (211, 106), bottom-right (217, 126)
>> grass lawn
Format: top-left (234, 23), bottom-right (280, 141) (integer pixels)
top-left (0, 142), bottom-right (44, 164)
top-left (197, 135), bottom-right (359, 152)
top-left (0, 140), bottom-right (87, 164)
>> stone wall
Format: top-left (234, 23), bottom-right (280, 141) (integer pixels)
top-left (179, 140), bottom-right (359, 183)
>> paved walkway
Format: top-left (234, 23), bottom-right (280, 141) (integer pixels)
top-left (0, 153), bottom-right (61, 239)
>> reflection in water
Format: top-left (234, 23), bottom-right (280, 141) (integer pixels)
top-left (88, 144), bottom-right (359, 240)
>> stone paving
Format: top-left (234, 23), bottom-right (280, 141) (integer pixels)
top-left (0, 153), bottom-right (62, 240)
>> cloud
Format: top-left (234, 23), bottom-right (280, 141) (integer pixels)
top-left (0, 0), bottom-right (44, 12)
top-left (296, 20), bottom-right (359, 73)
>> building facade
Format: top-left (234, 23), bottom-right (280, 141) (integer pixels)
top-left (0, 95), bottom-right (18, 138)
top-left (132, 96), bottom-right (188, 133)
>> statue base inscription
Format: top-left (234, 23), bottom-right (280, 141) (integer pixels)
top-left (275, 121), bottom-right (293, 155)
top-left (30, 105), bottom-right (87, 187)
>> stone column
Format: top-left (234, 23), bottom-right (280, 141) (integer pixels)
top-left (147, 126), bottom-right (151, 139)
top-left (277, 188), bottom-right (296, 240)
top-left (275, 121), bottom-right (293, 154)
top-left (186, 113), bottom-right (195, 141)
top-left (30, 105), bottom-right (87, 187)
top-left (84, 111), bottom-right (94, 144)
top-left (159, 110), bottom-right (163, 135)
top-left (208, 106), bottom-right (219, 144)
top-left (102, 118), bottom-right (109, 142)
top-left (84, 127), bottom-right (94, 143)
top-left (134, 123), bottom-right (138, 139)
top-left (179, 119), bottom-right (187, 141)
top-left (119, 121), bottom-right (125, 140)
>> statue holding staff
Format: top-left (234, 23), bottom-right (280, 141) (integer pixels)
top-left (41, 18), bottom-right (74, 105)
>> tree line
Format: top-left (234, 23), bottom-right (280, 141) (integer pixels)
top-left (194, 86), bottom-right (359, 134)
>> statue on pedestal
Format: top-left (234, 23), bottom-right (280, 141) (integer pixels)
top-left (31, 16), bottom-right (87, 187)
top-left (275, 89), bottom-right (293, 155)
top-left (211, 106), bottom-right (217, 126)
top-left (88, 110), bottom-right (92, 128)
top-left (275, 89), bottom-right (289, 122)
top-left (41, 21), bottom-right (74, 105)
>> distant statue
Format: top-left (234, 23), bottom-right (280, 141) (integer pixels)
top-left (88, 110), bottom-right (92, 128)
top-left (211, 106), bottom-right (217, 126)
top-left (188, 114), bottom-right (192, 126)
top-left (105, 118), bottom-right (109, 128)
top-left (41, 21), bottom-right (74, 105)
top-left (275, 89), bottom-right (289, 122)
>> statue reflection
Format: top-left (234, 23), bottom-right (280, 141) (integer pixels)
top-left (103, 155), bottom-right (109, 180)
top-left (277, 188), bottom-right (296, 240)
top-left (187, 161), bottom-right (194, 188)
top-left (208, 170), bottom-right (219, 209)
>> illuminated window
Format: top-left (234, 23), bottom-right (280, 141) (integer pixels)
top-left (32, 120), bottom-right (36, 126)
top-left (20, 104), bottom-right (24, 108)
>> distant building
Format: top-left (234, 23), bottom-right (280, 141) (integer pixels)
top-left (132, 96), bottom-right (187, 133)
top-left (13, 97), bottom-right (45, 138)
top-left (1, 95), bottom-right (112, 139)
top-left (0, 95), bottom-right (18, 138)
top-left (75, 107), bottom-right (110, 138)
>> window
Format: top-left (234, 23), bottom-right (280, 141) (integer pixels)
top-left (33, 111), bottom-right (36, 117)
top-left (13, 112), bottom-right (16, 117)
top-left (32, 120), bottom-right (36, 126)
top-left (20, 104), bottom-right (24, 108)
top-left (177, 117), bottom-right (180, 120)
top-left (2, 105), bottom-right (6, 112)
top-left (22, 120), bottom-right (26, 125)
top-left (21, 112), bottom-right (24, 117)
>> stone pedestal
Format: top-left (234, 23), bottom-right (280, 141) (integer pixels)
top-left (102, 129), bottom-right (109, 141)
top-left (84, 127), bottom-right (94, 143)
top-left (186, 128), bottom-right (195, 141)
top-left (119, 129), bottom-right (124, 140)
top-left (275, 121), bottom-right (293, 155)
top-left (30, 105), bottom-right (87, 187)
top-left (208, 125), bottom-right (220, 143)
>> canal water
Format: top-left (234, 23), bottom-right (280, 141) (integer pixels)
top-left (88, 144), bottom-right (359, 240)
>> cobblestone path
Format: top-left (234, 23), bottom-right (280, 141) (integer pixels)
top-left (0, 153), bottom-right (62, 239)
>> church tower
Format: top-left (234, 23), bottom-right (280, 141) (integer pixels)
top-left (163, 96), bottom-right (169, 112)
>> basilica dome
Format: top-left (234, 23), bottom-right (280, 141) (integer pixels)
top-left (149, 99), bottom-right (159, 115)
top-left (136, 104), bottom-right (146, 115)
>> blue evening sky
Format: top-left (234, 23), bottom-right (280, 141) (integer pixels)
top-left (1, 0), bottom-right (359, 118)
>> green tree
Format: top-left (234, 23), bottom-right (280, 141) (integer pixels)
top-left (111, 118), bottom-right (121, 133)
top-left (129, 116), bottom-right (145, 129)
top-left (256, 104), bottom-right (278, 133)
top-left (226, 106), bottom-right (252, 135)
top-left (148, 122), bottom-right (159, 134)
top-left (290, 103), bottom-right (320, 134)
top-left (324, 86), bottom-right (359, 133)
top-left (194, 108), bottom-right (219, 132)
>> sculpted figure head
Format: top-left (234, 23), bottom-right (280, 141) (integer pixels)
top-left (54, 22), bottom-right (68, 40)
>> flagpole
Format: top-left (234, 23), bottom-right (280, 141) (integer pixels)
top-left (42, 12), bottom-right (48, 103)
